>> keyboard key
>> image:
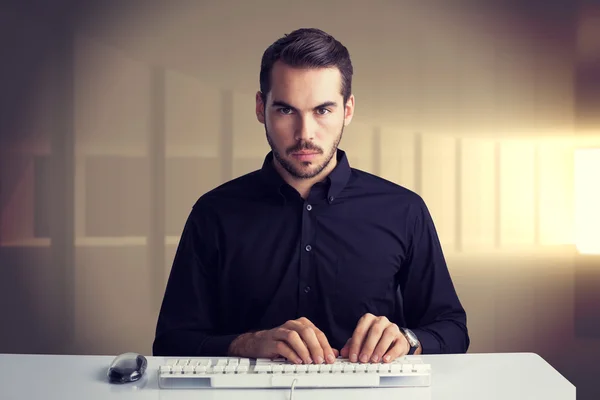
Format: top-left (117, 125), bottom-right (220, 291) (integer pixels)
top-left (414, 364), bottom-right (430, 373)
top-left (196, 365), bottom-right (207, 374)
top-left (159, 365), bottom-right (171, 373)
top-left (224, 365), bottom-right (237, 374)
top-left (171, 366), bottom-right (183, 374)
top-left (296, 364), bottom-right (308, 373)
top-left (319, 364), bottom-right (331, 373)
top-left (283, 365), bottom-right (296, 373)
top-left (343, 364), bottom-right (355, 373)
top-left (367, 364), bottom-right (379, 372)
top-left (272, 365), bottom-right (284, 373)
top-left (379, 364), bottom-right (392, 373)
top-left (255, 365), bottom-right (270, 373)
top-left (183, 366), bottom-right (195, 374)
top-left (355, 364), bottom-right (368, 372)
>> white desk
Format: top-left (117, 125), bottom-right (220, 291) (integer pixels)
top-left (0, 352), bottom-right (575, 399)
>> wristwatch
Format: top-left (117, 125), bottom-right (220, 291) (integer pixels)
top-left (400, 327), bottom-right (420, 355)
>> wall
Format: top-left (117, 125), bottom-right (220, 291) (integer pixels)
top-left (1, 0), bottom-right (598, 398)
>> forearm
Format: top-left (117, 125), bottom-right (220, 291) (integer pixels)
top-left (412, 319), bottom-right (469, 354)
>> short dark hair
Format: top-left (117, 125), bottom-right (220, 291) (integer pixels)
top-left (259, 28), bottom-right (353, 105)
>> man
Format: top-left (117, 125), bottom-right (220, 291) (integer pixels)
top-left (153, 28), bottom-right (469, 365)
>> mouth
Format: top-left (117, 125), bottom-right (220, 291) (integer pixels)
top-left (290, 151), bottom-right (320, 161)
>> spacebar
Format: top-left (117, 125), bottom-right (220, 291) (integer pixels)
top-left (271, 374), bottom-right (379, 388)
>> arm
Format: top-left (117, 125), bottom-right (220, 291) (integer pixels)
top-left (398, 197), bottom-right (470, 354)
top-left (152, 203), bottom-right (239, 357)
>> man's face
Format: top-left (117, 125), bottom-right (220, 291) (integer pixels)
top-left (256, 61), bottom-right (354, 179)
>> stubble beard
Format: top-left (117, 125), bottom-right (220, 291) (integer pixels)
top-left (266, 125), bottom-right (344, 179)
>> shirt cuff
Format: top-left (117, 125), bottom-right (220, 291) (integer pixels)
top-left (410, 328), bottom-right (440, 354)
top-left (197, 334), bottom-right (241, 356)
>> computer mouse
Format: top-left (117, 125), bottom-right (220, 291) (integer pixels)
top-left (107, 352), bottom-right (148, 384)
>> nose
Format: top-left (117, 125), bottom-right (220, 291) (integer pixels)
top-left (294, 114), bottom-right (316, 141)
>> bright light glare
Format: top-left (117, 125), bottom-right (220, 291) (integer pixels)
top-left (575, 148), bottom-right (600, 255)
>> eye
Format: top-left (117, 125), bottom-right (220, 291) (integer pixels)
top-left (278, 107), bottom-right (293, 115)
top-left (316, 108), bottom-right (331, 115)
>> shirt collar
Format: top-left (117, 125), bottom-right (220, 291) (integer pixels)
top-left (259, 149), bottom-right (351, 203)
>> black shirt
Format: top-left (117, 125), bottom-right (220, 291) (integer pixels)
top-left (153, 149), bottom-right (469, 356)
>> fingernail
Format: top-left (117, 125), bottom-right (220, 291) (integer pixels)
top-left (307, 358), bottom-right (313, 364)
top-left (350, 353), bottom-right (358, 362)
top-left (360, 354), bottom-right (368, 363)
top-left (316, 356), bottom-right (324, 364)
top-left (327, 354), bottom-right (335, 363)
top-left (384, 355), bottom-right (391, 362)
top-left (372, 354), bottom-right (379, 362)
top-left (296, 358), bottom-right (303, 364)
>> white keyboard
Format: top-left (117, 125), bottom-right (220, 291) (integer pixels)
top-left (158, 356), bottom-right (431, 389)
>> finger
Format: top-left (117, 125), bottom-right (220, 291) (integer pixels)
top-left (296, 326), bottom-right (325, 364)
top-left (358, 317), bottom-right (389, 363)
top-left (382, 335), bottom-right (410, 363)
top-left (348, 313), bottom-right (376, 363)
top-left (340, 345), bottom-right (348, 358)
top-left (297, 319), bottom-right (336, 364)
top-left (274, 329), bottom-right (312, 364)
top-left (340, 338), bottom-right (350, 358)
top-left (271, 340), bottom-right (303, 364)
top-left (332, 348), bottom-right (340, 358)
top-left (370, 324), bottom-right (399, 363)
top-left (311, 328), bottom-right (336, 364)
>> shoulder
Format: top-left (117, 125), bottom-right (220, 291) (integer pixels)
top-left (349, 168), bottom-right (425, 206)
top-left (347, 168), bottom-right (434, 231)
top-left (189, 169), bottom-right (263, 216)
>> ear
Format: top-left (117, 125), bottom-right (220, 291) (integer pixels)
top-left (343, 94), bottom-right (355, 126)
top-left (256, 91), bottom-right (266, 124)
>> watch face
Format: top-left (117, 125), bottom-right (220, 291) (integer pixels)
top-left (403, 328), bottom-right (419, 347)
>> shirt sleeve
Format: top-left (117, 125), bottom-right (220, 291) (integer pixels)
top-left (152, 201), bottom-right (239, 356)
top-left (398, 197), bottom-right (470, 354)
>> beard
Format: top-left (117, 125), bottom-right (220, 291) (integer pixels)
top-left (266, 125), bottom-right (344, 179)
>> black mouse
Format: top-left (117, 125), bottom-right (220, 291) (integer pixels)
top-left (107, 352), bottom-right (148, 384)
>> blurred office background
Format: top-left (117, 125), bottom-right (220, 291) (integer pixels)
top-left (1, 0), bottom-right (599, 398)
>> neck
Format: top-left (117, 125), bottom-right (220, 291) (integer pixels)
top-left (274, 156), bottom-right (338, 199)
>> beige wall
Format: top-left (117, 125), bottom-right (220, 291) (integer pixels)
top-left (1, 0), bottom-right (599, 398)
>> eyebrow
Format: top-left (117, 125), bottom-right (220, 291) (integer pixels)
top-left (271, 100), bottom-right (338, 111)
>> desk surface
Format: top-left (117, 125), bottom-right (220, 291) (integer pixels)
top-left (0, 352), bottom-right (575, 400)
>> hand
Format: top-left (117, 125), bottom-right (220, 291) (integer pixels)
top-left (340, 313), bottom-right (413, 363)
top-left (228, 317), bottom-right (339, 364)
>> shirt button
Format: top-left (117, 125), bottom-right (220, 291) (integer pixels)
top-left (305, 245), bottom-right (312, 252)
top-left (306, 204), bottom-right (312, 211)
top-left (328, 196), bottom-right (334, 203)
top-left (304, 286), bottom-right (311, 293)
